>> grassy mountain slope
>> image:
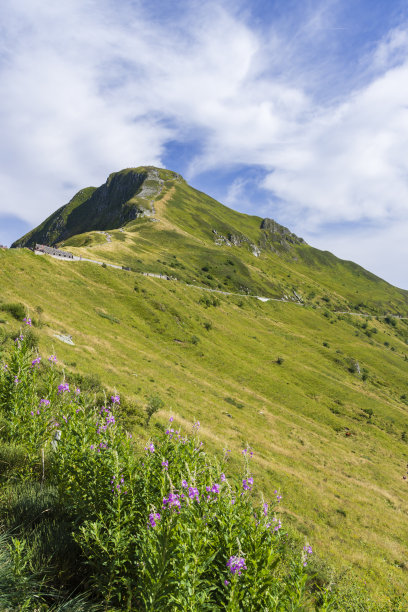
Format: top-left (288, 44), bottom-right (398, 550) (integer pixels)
top-left (54, 167), bottom-right (408, 317)
top-left (4, 167), bottom-right (408, 602)
top-left (12, 167), bottom-right (181, 248)
top-left (12, 166), bottom-right (408, 314)
top-left (1, 245), bottom-right (408, 603)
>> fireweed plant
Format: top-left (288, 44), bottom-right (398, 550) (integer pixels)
top-left (0, 332), bottom-right (341, 610)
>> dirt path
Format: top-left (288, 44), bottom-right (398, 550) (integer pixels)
top-left (34, 250), bottom-right (408, 319)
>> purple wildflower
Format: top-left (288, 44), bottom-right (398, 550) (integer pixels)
top-left (75, 388), bottom-right (81, 395)
top-left (23, 317), bottom-right (32, 326)
top-left (31, 357), bottom-right (41, 367)
top-left (302, 544), bottom-right (312, 566)
top-left (242, 476), bottom-right (254, 491)
top-left (263, 502), bottom-right (268, 516)
top-left (169, 416), bottom-right (174, 422)
top-left (220, 473), bottom-right (226, 482)
top-left (145, 442), bottom-right (155, 453)
top-left (227, 556), bottom-right (247, 576)
top-left (39, 398), bottom-right (50, 406)
top-left (48, 355), bottom-right (57, 363)
top-left (188, 487), bottom-right (200, 502)
top-left (161, 460), bottom-right (169, 471)
top-left (163, 492), bottom-right (181, 509)
top-left (148, 512), bottom-right (161, 528)
top-left (181, 479), bottom-right (188, 488)
top-left (111, 394), bottom-right (120, 404)
top-left (211, 483), bottom-right (220, 494)
top-left (58, 383), bottom-right (69, 394)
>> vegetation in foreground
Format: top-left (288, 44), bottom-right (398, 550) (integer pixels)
top-left (2, 327), bottom-right (404, 610)
top-left (1, 246), bottom-right (408, 603)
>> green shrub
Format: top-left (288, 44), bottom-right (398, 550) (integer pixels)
top-left (146, 394), bottom-right (164, 425)
top-left (0, 329), bottom-right (377, 610)
top-left (95, 309), bottom-right (120, 324)
top-left (198, 295), bottom-right (220, 308)
top-left (0, 443), bottom-right (28, 480)
top-left (0, 302), bottom-right (26, 320)
top-left (224, 397), bottom-right (244, 409)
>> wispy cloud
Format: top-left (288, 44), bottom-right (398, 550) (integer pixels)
top-left (0, 0), bottom-right (407, 286)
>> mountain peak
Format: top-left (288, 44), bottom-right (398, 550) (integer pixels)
top-left (12, 166), bottom-right (183, 248)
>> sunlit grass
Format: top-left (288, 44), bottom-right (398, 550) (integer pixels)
top-left (1, 182), bottom-right (408, 607)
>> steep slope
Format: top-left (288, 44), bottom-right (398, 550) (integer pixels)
top-left (6, 167), bottom-right (408, 601)
top-left (12, 167), bottom-right (181, 248)
top-left (1, 247), bottom-right (408, 603)
top-left (18, 165), bottom-right (406, 316)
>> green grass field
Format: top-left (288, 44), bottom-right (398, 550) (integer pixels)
top-left (1, 246), bottom-right (408, 604)
top-left (2, 168), bottom-right (408, 604)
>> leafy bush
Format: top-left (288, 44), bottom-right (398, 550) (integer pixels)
top-left (224, 397), bottom-right (245, 409)
top-left (95, 309), bottom-right (120, 324)
top-left (0, 301), bottom-right (26, 320)
top-left (146, 393), bottom-right (164, 425)
top-left (198, 295), bottom-right (220, 308)
top-left (0, 327), bottom-right (378, 610)
top-left (0, 443), bottom-right (28, 479)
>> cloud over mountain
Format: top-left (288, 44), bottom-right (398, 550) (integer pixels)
top-left (1, 0), bottom-right (408, 286)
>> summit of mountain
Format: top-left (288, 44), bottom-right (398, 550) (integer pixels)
top-left (12, 167), bottom-right (182, 248)
top-left (12, 166), bottom-right (408, 316)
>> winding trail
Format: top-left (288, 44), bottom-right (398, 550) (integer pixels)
top-left (34, 249), bottom-right (408, 319)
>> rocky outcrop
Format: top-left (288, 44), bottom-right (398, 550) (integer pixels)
top-left (212, 229), bottom-right (260, 256)
top-left (259, 218), bottom-right (306, 254)
top-left (12, 167), bottom-right (179, 248)
top-left (260, 218), bottom-right (305, 245)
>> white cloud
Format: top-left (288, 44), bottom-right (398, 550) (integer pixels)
top-left (261, 62), bottom-right (408, 229)
top-left (0, 0), bottom-right (407, 286)
top-left (310, 222), bottom-right (408, 291)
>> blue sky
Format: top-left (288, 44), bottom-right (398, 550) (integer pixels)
top-left (1, 0), bottom-right (408, 289)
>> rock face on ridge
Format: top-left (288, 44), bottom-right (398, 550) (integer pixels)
top-left (12, 167), bottom-right (180, 248)
top-left (260, 218), bottom-right (305, 249)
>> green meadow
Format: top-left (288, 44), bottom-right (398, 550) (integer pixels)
top-left (2, 168), bottom-right (408, 605)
